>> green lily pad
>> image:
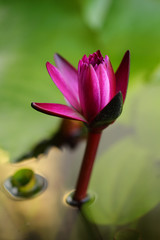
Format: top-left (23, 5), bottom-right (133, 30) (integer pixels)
top-left (133, 84), bottom-right (160, 157)
top-left (81, 0), bottom-right (112, 30)
top-left (114, 229), bottom-right (141, 240)
top-left (82, 137), bottom-right (160, 225)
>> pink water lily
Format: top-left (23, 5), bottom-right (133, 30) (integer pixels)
top-left (31, 50), bottom-right (130, 203)
top-left (32, 50), bottom-right (130, 129)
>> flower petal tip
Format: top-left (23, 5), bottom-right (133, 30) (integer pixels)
top-left (31, 102), bottom-right (35, 108)
top-left (125, 50), bottom-right (130, 61)
top-left (115, 50), bottom-right (130, 102)
top-left (123, 50), bottom-right (130, 69)
top-left (54, 53), bottom-right (61, 62)
top-left (31, 102), bottom-right (39, 111)
top-left (46, 61), bottom-right (51, 69)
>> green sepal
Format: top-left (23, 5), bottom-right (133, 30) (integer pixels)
top-left (89, 92), bottom-right (123, 130)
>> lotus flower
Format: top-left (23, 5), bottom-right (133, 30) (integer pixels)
top-left (32, 50), bottom-right (130, 130)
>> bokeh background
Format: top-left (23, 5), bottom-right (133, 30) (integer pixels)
top-left (0, 0), bottom-right (160, 239)
top-left (1, 0), bottom-right (160, 160)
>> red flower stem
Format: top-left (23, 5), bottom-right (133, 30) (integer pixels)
top-left (73, 130), bottom-right (102, 202)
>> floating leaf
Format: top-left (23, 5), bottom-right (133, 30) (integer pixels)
top-left (114, 229), bottom-right (141, 240)
top-left (82, 0), bottom-right (112, 29)
top-left (82, 137), bottom-right (160, 225)
top-left (133, 84), bottom-right (160, 157)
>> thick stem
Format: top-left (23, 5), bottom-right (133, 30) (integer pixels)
top-left (73, 130), bottom-right (102, 202)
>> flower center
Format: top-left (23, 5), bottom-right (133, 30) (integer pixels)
top-left (88, 50), bottom-right (104, 67)
top-left (81, 50), bottom-right (104, 69)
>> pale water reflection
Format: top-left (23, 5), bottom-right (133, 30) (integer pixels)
top-left (0, 82), bottom-right (160, 239)
top-left (3, 170), bottom-right (47, 200)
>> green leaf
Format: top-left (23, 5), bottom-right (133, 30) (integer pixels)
top-left (82, 137), bottom-right (160, 225)
top-left (82, 0), bottom-right (112, 29)
top-left (114, 229), bottom-right (141, 240)
top-left (133, 84), bottom-right (160, 157)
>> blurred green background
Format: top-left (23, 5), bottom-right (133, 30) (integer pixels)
top-left (0, 0), bottom-right (160, 160)
top-left (0, 0), bottom-right (160, 239)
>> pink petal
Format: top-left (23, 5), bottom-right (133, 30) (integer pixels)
top-left (78, 64), bottom-right (100, 122)
top-left (96, 63), bottom-right (114, 111)
top-left (105, 56), bottom-right (116, 100)
top-left (31, 102), bottom-right (87, 122)
top-left (115, 50), bottom-right (130, 102)
top-left (54, 54), bottom-right (78, 94)
top-left (46, 62), bottom-right (80, 111)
